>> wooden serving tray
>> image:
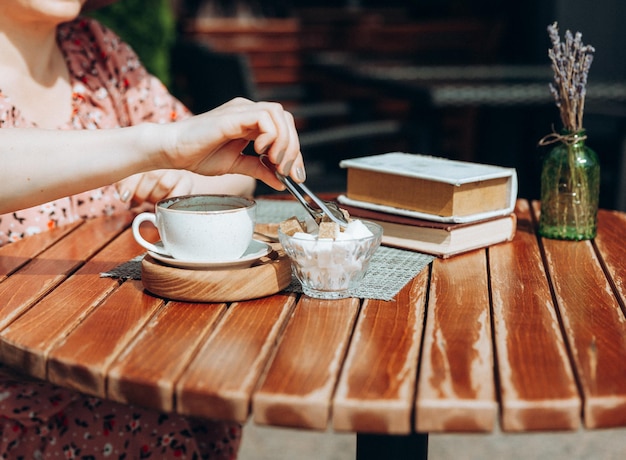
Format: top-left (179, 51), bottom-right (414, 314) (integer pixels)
top-left (141, 244), bottom-right (292, 302)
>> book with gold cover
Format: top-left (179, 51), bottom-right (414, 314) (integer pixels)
top-left (339, 152), bottom-right (517, 223)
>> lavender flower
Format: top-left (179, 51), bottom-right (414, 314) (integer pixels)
top-left (546, 22), bottom-right (595, 132)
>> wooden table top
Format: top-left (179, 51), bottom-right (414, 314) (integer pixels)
top-left (0, 198), bottom-right (624, 436)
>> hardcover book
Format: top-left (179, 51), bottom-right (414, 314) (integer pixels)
top-left (339, 203), bottom-right (517, 258)
top-left (339, 152), bottom-right (518, 223)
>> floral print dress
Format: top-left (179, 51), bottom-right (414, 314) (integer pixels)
top-left (0, 17), bottom-right (186, 246)
top-left (0, 17), bottom-right (241, 459)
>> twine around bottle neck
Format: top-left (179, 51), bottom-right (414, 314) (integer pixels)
top-left (538, 127), bottom-right (587, 146)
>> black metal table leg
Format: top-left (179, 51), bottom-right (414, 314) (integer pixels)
top-left (356, 432), bottom-right (429, 460)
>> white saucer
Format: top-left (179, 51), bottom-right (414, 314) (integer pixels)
top-left (148, 239), bottom-right (272, 270)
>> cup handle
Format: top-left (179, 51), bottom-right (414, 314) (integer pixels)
top-left (132, 212), bottom-right (171, 257)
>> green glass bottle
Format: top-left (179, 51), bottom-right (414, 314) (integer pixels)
top-left (539, 130), bottom-right (600, 240)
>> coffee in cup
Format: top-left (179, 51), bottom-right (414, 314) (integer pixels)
top-left (132, 194), bottom-right (256, 262)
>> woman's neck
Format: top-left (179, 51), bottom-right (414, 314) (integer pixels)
top-left (0, 17), bottom-right (61, 83)
top-left (0, 20), bottom-right (73, 128)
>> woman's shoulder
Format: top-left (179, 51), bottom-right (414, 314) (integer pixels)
top-left (58, 16), bottom-right (125, 54)
top-left (56, 17), bottom-right (190, 125)
top-left (57, 17), bottom-right (145, 82)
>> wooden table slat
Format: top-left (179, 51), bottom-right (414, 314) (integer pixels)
top-left (108, 301), bottom-right (226, 412)
top-left (177, 294), bottom-right (296, 422)
top-left (47, 280), bottom-right (164, 397)
top-left (0, 221), bottom-right (83, 279)
top-left (534, 205), bottom-right (626, 429)
top-left (0, 224), bottom-right (146, 379)
top-left (333, 271), bottom-right (427, 435)
top-left (0, 215), bottom-right (130, 331)
top-left (490, 200), bottom-right (580, 431)
top-left (417, 250), bottom-right (497, 432)
top-left (253, 296), bottom-right (360, 430)
top-left (595, 209), bottom-right (626, 312)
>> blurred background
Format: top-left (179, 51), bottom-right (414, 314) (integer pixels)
top-left (91, 0), bottom-right (626, 209)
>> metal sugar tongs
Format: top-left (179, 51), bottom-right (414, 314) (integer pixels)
top-left (260, 155), bottom-right (349, 228)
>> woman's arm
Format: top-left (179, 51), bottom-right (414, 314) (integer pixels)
top-left (0, 98), bottom-right (305, 214)
top-left (0, 126), bottom-right (154, 213)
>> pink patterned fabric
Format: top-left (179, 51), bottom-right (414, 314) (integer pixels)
top-left (0, 365), bottom-right (241, 459)
top-left (0, 18), bottom-right (242, 459)
top-left (0, 17), bottom-right (190, 246)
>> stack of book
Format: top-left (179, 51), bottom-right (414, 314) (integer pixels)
top-left (337, 152), bottom-right (519, 258)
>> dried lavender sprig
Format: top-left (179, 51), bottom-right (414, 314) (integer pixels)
top-left (548, 22), bottom-right (595, 132)
top-left (577, 52), bottom-right (595, 129)
top-left (546, 22), bottom-right (595, 132)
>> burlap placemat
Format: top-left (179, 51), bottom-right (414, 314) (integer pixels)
top-left (101, 199), bottom-right (434, 301)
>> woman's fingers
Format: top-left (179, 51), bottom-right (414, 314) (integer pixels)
top-left (115, 174), bottom-right (141, 204)
top-left (231, 153), bottom-right (286, 191)
top-left (208, 99), bottom-right (300, 164)
top-left (247, 102), bottom-right (301, 174)
top-left (165, 98), bottom-right (306, 188)
top-left (116, 171), bottom-right (194, 206)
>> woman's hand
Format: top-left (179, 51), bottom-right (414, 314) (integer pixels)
top-left (115, 170), bottom-right (194, 207)
top-left (156, 98), bottom-right (306, 190)
top-left (115, 169), bottom-right (256, 208)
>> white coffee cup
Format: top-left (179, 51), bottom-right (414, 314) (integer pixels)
top-left (132, 194), bottom-right (256, 262)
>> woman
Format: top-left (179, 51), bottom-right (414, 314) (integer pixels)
top-left (0, 0), bottom-right (305, 242)
top-left (0, 0), bottom-right (305, 457)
